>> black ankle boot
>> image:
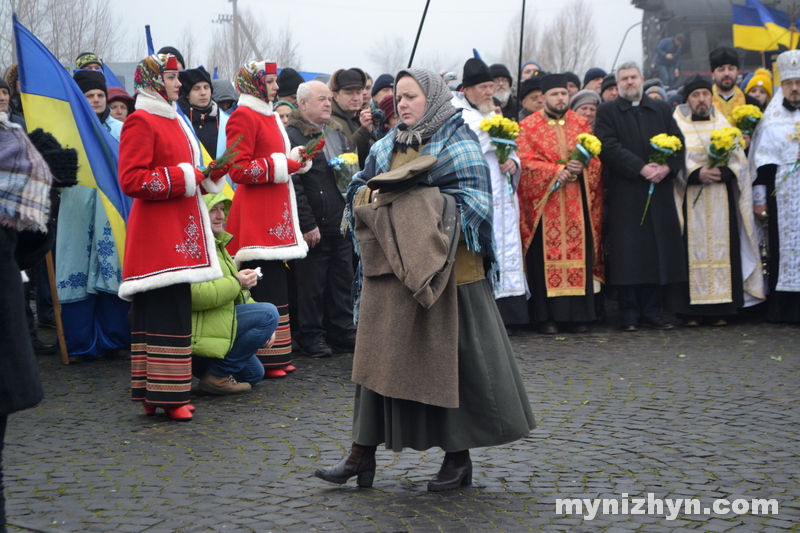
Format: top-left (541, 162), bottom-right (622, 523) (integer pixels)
top-left (427, 450), bottom-right (472, 492)
top-left (314, 443), bottom-right (377, 487)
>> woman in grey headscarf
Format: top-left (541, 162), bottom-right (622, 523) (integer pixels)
top-left (313, 69), bottom-right (535, 492)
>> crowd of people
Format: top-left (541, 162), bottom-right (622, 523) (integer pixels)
top-left (2, 39), bottom-right (800, 506)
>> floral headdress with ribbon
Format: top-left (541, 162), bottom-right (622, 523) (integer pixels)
top-left (236, 60), bottom-right (278, 103)
top-left (133, 53), bottom-right (180, 102)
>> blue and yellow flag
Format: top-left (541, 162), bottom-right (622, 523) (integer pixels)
top-left (733, 0), bottom-right (800, 51)
top-left (13, 14), bottom-right (131, 261)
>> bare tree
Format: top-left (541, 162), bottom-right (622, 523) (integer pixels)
top-left (367, 35), bottom-right (408, 75)
top-left (499, 10), bottom-right (539, 84)
top-left (2, 0), bottom-right (124, 68)
top-left (537, 0), bottom-right (598, 75)
top-left (178, 25), bottom-right (198, 69)
top-left (207, 7), bottom-right (301, 80)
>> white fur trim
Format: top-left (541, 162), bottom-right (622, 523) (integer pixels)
top-left (232, 181), bottom-right (308, 266)
top-left (179, 163), bottom-right (197, 197)
top-left (135, 89), bottom-right (178, 119)
top-left (290, 146), bottom-right (313, 174)
top-left (201, 176), bottom-right (225, 194)
top-left (118, 195), bottom-right (222, 301)
top-left (270, 153), bottom-right (289, 183)
top-left (238, 93), bottom-right (274, 116)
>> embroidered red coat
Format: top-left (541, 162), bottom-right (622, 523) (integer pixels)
top-left (225, 94), bottom-right (308, 265)
top-left (117, 90), bottom-right (224, 301)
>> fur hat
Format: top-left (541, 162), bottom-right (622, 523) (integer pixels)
top-left (489, 63), bottom-right (513, 84)
top-left (709, 47), bottom-right (739, 71)
top-left (461, 58), bottom-right (493, 88)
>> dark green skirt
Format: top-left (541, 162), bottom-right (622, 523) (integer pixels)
top-left (352, 279), bottom-right (536, 452)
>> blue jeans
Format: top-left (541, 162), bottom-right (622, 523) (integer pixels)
top-left (657, 64), bottom-right (675, 88)
top-left (206, 303), bottom-right (279, 386)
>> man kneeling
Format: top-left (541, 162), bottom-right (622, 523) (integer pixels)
top-left (192, 193), bottom-right (279, 394)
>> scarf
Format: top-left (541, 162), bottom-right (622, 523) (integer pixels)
top-left (236, 61), bottom-right (271, 102)
top-left (0, 119), bottom-right (53, 232)
top-left (393, 68), bottom-right (458, 146)
top-left (133, 54), bottom-right (173, 102)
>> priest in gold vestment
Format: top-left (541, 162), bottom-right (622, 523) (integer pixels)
top-left (669, 74), bottom-right (764, 326)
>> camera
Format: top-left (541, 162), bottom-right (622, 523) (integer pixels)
top-left (442, 72), bottom-right (457, 82)
top-left (372, 108), bottom-right (386, 127)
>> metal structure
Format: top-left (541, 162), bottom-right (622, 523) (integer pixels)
top-left (633, 0), bottom-right (799, 76)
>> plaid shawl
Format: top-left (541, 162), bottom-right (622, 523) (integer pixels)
top-left (0, 119), bottom-right (53, 232)
top-left (345, 112), bottom-right (496, 320)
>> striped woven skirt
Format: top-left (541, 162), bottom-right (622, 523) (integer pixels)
top-left (130, 283), bottom-right (192, 405)
top-left (240, 260), bottom-right (292, 370)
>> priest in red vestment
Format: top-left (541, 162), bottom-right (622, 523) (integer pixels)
top-left (517, 74), bottom-right (604, 334)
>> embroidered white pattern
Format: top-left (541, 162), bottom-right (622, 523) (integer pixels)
top-left (268, 203), bottom-right (295, 241)
top-left (143, 172), bottom-right (166, 198)
top-left (246, 161), bottom-right (265, 183)
top-left (175, 215), bottom-right (203, 258)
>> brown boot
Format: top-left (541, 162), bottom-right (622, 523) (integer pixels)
top-left (428, 450), bottom-right (472, 492)
top-left (198, 373), bottom-right (251, 395)
top-left (314, 443), bottom-right (377, 487)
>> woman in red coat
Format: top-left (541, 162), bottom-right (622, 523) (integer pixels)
top-left (225, 61), bottom-right (309, 377)
top-left (118, 53), bottom-right (228, 421)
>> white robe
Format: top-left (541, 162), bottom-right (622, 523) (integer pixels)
top-left (750, 88), bottom-right (800, 292)
top-left (451, 93), bottom-right (528, 300)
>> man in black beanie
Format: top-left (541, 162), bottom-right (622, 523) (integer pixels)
top-left (277, 68), bottom-right (305, 106)
top-left (453, 57), bottom-right (528, 331)
top-left (490, 63), bottom-right (519, 121)
top-left (600, 74), bottom-right (618, 102)
top-left (709, 46), bottom-right (760, 123)
top-left (177, 66), bottom-right (229, 159)
top-left (73, 70), bottom-right (121, 138)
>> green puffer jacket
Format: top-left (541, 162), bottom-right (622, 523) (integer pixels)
top-left (191, 192), bottom-right (251, 358)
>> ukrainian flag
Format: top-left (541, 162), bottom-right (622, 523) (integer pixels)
top-left (13, 14), bottom-right (131, 261)
top-left (733, 0), bottom-right (800, 51)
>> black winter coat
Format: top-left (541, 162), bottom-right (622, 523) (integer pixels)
top-left (594, 95), bottom-right (687, 286)
top-left (285, 109), bottom-right (350, 236)
top-left (1, 226), bottom-right (44, 416)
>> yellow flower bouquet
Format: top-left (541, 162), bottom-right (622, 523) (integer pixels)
top-left (479, 114), bottom-right (520, 165)
top-left (692, 127), bottom-right (743, 207)
top-left (731, 104), bottom-right (763, 136)
top-left (329, 152), bottom-right (360, 196)
top-left (535, 133), bottom-right (602, 210)
top-left (641, 134), bottom-right (683, 225)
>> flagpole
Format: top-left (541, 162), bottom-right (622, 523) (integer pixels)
top-left (518, 0), bottom-right (526, 95)
top-left (408, 0), bottom-right (431, 68)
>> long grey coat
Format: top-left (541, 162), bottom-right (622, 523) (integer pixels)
top-left (351, 186), bottom-right (459, 408)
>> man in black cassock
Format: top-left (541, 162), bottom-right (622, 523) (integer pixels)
top-left (594, 61), bottom-right (687, 331)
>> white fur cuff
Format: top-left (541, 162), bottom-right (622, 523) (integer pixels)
top-left (290, 146), bottom-right (313, 174)
top-left (753, 184), bottom-right (767, 206)
top-left (179, 163), bottom-right (197, 197)
top-left (201, 176), bottom-right (225, 194)
top-left (270, 153), bottom-right (289, 184)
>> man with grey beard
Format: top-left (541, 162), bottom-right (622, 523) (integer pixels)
top-left (452, 58), bottom-right (529, 331)
top-left (490, 63), bottom-right (519, 121)
top-left (594, 61), bottom-right (686, 332)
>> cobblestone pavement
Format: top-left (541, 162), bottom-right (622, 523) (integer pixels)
top-left (4, 313), bottom-right (799, 532)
